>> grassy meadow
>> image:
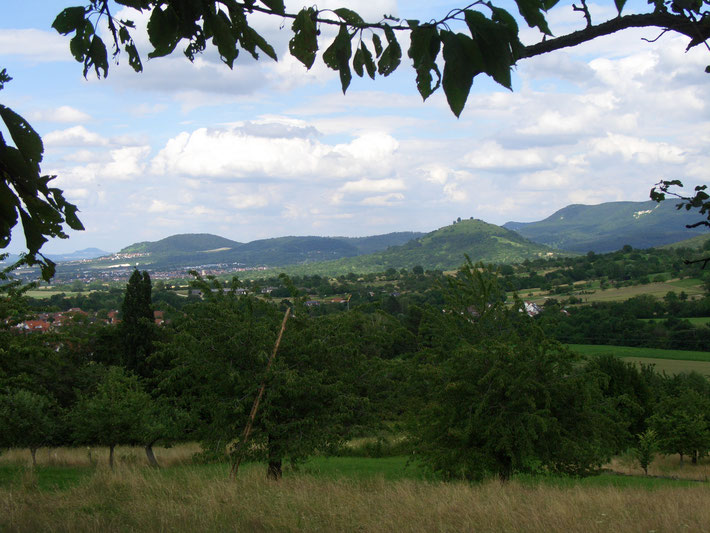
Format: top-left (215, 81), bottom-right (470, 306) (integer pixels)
top-left (2, 445), bottom-right (710, 532)
top-left (569, 344), bottom-right (710, 375)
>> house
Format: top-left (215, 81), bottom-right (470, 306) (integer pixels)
top-left (19, 320), bottom-right (51, 333)
top-left (154, 310), bottom-right (165, 326)
top-left (523, 302), bottom-right (542, 317)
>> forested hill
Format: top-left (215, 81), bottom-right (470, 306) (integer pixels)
top-left (303, 219), bottom-right (558, 275)
top-left (504, 200), bottom-right (709, 253)
top-left (120, 234), bottom-right (242, 254)
top-left (107, 231), bottom-right (425, 270)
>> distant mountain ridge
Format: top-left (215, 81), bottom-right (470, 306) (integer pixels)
top-left (109, 231), bottom-right (426, 270)
top-left (504, 200), bottom-right (709, 253)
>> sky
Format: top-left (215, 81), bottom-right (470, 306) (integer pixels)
top-left (1, 1), bottom-right (709, 254)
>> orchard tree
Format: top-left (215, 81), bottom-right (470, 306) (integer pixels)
top-left (0, 388), bottom-right (57, 466)
top-left (2, 1), bottom-right (710, 268)
top-left (69, 366), bottom-right (153, 469)
top-left (410, 261), bottom-right (619, 481)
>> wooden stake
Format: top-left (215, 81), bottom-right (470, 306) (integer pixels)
top-left (230, 307), bottom-right (291, 479)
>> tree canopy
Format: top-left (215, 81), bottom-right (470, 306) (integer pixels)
top-left (2, 0), bottom-right (709, 273)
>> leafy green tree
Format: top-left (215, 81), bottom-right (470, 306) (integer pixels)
top-left (584, 354), bottom-right (654, 452)
top-left (69, 366), bottom-right (153, 469)
top-left (0, 388), bottom-right (57, 466)
top-left (121, 269), bottom-right (154, 377)
top-left (410, 261), bottom-right (617, 481)
top-left (155, 281), bottom-right (396, 478)
top-left (634, 428), bottom-right (659, 476)
top-left (650, 386), bottom-right (710, 464)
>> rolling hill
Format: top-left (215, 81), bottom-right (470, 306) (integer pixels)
top-left (504, 200), bottom-right (709, 253)
top-left (101, 231), bottom-right (426, 270)
top-left (290, 219), bottom-right (560, 275)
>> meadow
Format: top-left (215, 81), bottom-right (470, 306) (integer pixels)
top-left (569, 344), bottom-right (710, 375)
top-left (2, 445), bottom-right (710, 533)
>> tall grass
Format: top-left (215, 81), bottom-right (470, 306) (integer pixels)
top-left (0, 444), bottom-right (201, 469)
top-left (2, 464), bottom-right (710, 532)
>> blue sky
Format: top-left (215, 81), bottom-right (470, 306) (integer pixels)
top-left (2, 1), bottom-right (708, 254)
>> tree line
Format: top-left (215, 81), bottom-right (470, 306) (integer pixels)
top-left (2, 260), bottom-right (710, 480)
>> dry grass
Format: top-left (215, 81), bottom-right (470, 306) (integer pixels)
top-left (0, 443), bottom-right (201, 469)
top-left (609, 453), bottom-right (710, 481)
top-left (3, 447), bottom-right (710, 532)
top-left (2, 465), bottom-right (710, 532)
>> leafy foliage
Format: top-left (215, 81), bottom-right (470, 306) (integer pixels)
top-left (0, 388), bottom-right (57, 464)
top-left (0, 70), bottom-right (83, 280)
top-left (69, 366), bottom-right (154, 468)
top-left (410, 261), bottom-right (617, 480)
top-left (51, 1), bottom-right (710, 118)
top-left (121, 270), bottom-right (154, 376)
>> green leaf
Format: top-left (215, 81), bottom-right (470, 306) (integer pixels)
top-left (19, 209), bottom-right (48, 256)
top-left (259, 0), bottom-right (286, 15)
top-left (353, 47), bottom-right (365, 77)
top-left (360, 42), bottom-right (376, 79)
top-left (69, 19), bottom-right (94, 66)
top-left (408, 23), bottom-right (441, 100)
top-left (334, 8), bottom-right (365, 26)
top-left (0, 105), bottom-right (44, 168)
top-left (323, 25), bottom-right (353, 93)
top-left (464, 10), bottom-right (513, 89)
top-left (614, 0), bottom-right (627, 14)
top-left (377, 26), bottom-right (401, 76)
top-left (147, 5), bottom-right (181, 58)
top-left (243, 25), bottom-right (278, 61)
top-left (289, 8), bottom-right (319, 69)
top-left (119, 27), bottom-right (143, 72)
top-left (206, 11), bottom-right (239, 67)
top-left (372, 34), bottom-right (383, 57)
top-left (0, 69), bottom-right (11, 90)
top-left (88, 35), bottom-right (109, 78)
top-left (514, 0), bottom-right (552, 35)
top-left (52, 6), bottom-right (87, 35)
top-left (441, 30), bottom-right (483, 117)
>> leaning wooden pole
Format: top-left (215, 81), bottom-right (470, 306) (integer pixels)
top-left (230, 307), bottom-right (291, 479)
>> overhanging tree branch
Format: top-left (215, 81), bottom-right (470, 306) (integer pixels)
top-left (520, 11), bottom-right (710, 59)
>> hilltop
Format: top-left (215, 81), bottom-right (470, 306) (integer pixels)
top-left (286, 219), bottom-right (559, 276)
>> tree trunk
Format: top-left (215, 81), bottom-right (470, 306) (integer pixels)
top-left (692, 451), bottom-right (698, 465)
top-left (267, 459), bottom-right (282, 480)
top-left (679, 452), bottom-right (684, 465)
top-left (30, 447), bottom-right (37, 467)
top-left (109, 444), bottom-right (115, 470)
top-left (145, 441), bottom-right (160, 468)
top-left (497, 454), bottom-right (512, 483)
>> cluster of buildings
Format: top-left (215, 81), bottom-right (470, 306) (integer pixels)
top-left (15, 309), bottom-right (165, 333)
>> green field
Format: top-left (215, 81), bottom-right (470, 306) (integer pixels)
top-left (641, 317), bottom-right (710, 326)
top-left (569, 344), bottom-right (710, 375)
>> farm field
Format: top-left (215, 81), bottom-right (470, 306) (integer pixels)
top-left (569, 344), bottom-right (710, 375)
top-left (642, 317), bottom-right (710, 326)
top-left (520, 278), bottom-right (706, 306)
top-left (2, 448), bottom-right (710, 533)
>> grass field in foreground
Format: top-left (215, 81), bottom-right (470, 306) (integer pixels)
top-left (1, 457), bottom-right (709, 533)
